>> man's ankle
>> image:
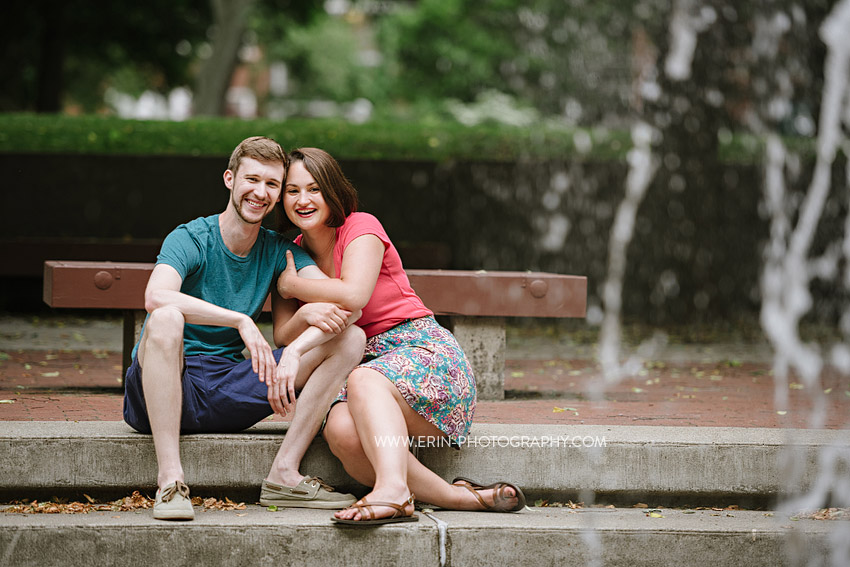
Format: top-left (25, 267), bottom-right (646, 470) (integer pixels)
top-left (266, 470), bottom-right (305, 487)
top-left (157, 474), bottom-right (186, 489)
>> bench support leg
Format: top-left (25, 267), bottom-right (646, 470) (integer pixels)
top-left (121, 310), bottom-right (145, 382)
top-left (450, 316), bottom-right (505, 401)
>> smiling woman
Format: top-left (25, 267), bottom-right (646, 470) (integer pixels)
top-left (273, 147), bottom-right (525, 526)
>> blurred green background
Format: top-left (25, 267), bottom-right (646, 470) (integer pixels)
top-left (0, 0), bottom-right (844, 328)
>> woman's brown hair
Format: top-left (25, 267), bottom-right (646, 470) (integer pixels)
top-left (276, 147), bottom-right (359, 232)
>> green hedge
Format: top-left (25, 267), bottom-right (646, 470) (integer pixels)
top-left (0, 113), bottom-right (632, 162)
top-left (0, 113), bottom-right (814, 163)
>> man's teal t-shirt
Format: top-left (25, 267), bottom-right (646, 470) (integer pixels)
top-left (133, 215), bottom-right (314, 362)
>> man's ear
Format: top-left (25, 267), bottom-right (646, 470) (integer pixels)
top-left (223, 169), bottom-right (234, 189)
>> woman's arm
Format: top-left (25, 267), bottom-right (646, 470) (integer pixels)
top-left (276, 234), bottom-right (384, 311)
top-left (271, 264), bottom-right (362, 347)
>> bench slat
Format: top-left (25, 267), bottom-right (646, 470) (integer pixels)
top-left (44, 261), bottom-right (587, 318)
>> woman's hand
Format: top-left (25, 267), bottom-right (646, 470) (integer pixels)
top-left (299, 302), bottom-right (352, 334)
top-left (277, 250), bottom-right (300, 300)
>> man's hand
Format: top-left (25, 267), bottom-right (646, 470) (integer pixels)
top-left (277, 250), bottom-right (300, 300)
top-left (238, 316), bottom-right (276, 384)
top-left (268, 348), bottom-right (301, 415)
top-left (299, 302), bottom-right (351, 334)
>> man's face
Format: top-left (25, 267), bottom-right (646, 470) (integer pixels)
top-left (224, 157), bottom-right (285, 225)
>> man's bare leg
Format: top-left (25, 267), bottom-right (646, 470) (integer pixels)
top-left (265, 325), bottom-right (365, 487)
top-left (137, 306), bottom-right (186, 489)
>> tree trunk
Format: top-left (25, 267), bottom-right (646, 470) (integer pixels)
top-left (193, 0), bottom-right (255, 116)
top-left (35, 4), bottom-right (66, 113)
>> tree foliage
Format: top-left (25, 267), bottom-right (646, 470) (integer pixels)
top-left (2, 0), bottom-right (211, 112)
top-left (375, 0), bottom-right (634, 119)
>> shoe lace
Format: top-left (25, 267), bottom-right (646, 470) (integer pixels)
top-left (307, 477), bottom-right (334, 492)
top-left (161, 481), bottom-right (190, 503)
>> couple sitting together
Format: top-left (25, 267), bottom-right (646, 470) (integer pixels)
top-left (123, 136), bottom-right (525, 525)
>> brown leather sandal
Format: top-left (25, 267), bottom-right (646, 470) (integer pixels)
top-left (331, 493), bottom-right (419, 526)
top-left (452, 477), bottom-right (527, 512)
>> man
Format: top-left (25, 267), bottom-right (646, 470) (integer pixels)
top-left (123, 136), bottom-right (364, 520)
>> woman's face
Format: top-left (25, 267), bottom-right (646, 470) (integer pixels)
top-left (283, 160), bottom-right (331, 232)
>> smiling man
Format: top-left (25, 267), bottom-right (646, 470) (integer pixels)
top-left (123, 136), bottom-right (364, 520)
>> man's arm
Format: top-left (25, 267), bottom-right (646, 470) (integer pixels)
top-left (144, 263), bottom-right (277, 383)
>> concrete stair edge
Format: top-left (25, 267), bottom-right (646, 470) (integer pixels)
top-left (2, 422), bottom-right (846, 505)
top-left (0, 507), bottom-right (837, 567)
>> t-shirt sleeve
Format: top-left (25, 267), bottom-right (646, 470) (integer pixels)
top-left (277, 239), bottom-right (316, 274)
top-left (156, 226), bottom-right (202, 279)
top-left (340, 213), bottom-right (391, 250)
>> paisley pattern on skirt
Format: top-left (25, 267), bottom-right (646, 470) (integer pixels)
top-left (335, 316), bottom-right (476, 446)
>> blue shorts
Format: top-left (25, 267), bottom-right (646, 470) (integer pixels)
top-left (123, 349), bottom-right (284, 434)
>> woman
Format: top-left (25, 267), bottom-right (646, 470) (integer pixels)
top-left (276, 147), bottom-right (525, 525)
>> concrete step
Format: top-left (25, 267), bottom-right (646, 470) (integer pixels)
top-left (0, 505), bottom-right (833, 567)
top-left (2, 422), bottom-right (846, 506)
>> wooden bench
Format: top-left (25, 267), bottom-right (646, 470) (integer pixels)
top-left (43, 260), bottom-right (587, 400)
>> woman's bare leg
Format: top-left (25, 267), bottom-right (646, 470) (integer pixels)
top-left (325, 395), bottom-right (519, 515)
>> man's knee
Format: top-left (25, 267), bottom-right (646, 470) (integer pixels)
top-left (145, 307), bottom-right (185, 349)
top-left (337, 325), bottom-right (366, 359)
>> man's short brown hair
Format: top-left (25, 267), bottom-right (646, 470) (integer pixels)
top-left (228, 136), bottom-right (288, 176)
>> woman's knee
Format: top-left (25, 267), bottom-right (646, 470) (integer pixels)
top-left (344, 367), bottom-right (383, 400)
top-left (324, 407), bottom-right (363, 459)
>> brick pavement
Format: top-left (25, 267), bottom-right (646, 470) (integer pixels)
top-left (1, 348), bottom-right (848, 428)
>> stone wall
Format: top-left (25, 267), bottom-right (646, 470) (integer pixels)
top-left (2, 153), bottom-right (846, 322)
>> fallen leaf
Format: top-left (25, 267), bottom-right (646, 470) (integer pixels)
top-left (41, 372), bottom-right (60, 377)
top-left (682, 510), bottom-right (696, 514)
top-left (824, 388), bottom-right (832, 394)
top-left (553, 407), bottom-right (566, 413)
top-left (510, 371), bottom-right (525, 378)
top-left (633, 503), bottom-right (648, 508)
top-left (0, 352), bottom-right (8, 361)
top-left (0, 400), bottom-right (15, 404)
top-left (777, 410), bottom-right (787, 415)
top-left (267, 505), bottom-right (278, 512)
top-left (632, 387), bottom-right (644, 393)
top-left (24, 363), bottom-right (32, 370)
top-left (789, 383), bottom-right (804, 390)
